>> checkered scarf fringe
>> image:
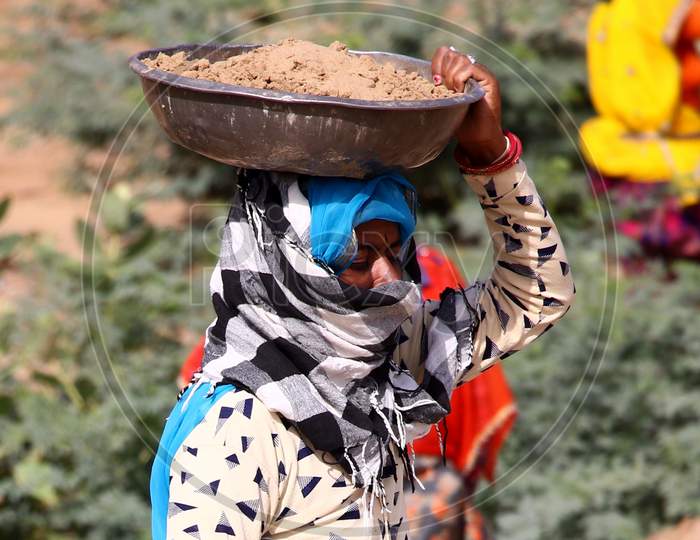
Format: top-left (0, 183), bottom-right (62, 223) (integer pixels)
top-left (185, 169), bottom-right (479, 502)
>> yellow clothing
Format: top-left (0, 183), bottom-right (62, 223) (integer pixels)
top-left (581, 0), bottom-right (700, 204)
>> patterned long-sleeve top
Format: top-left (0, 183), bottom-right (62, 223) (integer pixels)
top-left (396, 159), bottom-right (574, 389)
top-left (161, 160), bottom-right (575, 539)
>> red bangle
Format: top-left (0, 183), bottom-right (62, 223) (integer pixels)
top-left (454, 131), bottom-right (523, 175)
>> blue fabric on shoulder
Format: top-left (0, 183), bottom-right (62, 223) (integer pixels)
top-left (306, 171), bottom-right (417, 273)
top-left (150, 382), bottom-right (237, 540)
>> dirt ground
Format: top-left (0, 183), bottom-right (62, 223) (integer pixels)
top-left (0, 0), bottom-right (187, 305)
top-left (0, 128), bottom-right (189, 257)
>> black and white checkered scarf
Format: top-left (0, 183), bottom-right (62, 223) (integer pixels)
top-left (197, 169), bottom-right (478, 492)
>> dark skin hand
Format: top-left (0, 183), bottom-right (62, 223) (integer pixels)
top-left (338, 47), bottom-right (507, 288)
top-left (431, 46), bottom-right (507, 166)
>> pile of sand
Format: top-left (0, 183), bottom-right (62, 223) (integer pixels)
top-left (143, 38), bottom-right (456, 101)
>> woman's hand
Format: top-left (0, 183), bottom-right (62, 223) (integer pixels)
top-left (431, 46), bottom-right (506, 166)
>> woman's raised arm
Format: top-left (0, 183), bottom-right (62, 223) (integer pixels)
top-left (397, 48), bottom-right (575, 386)
top-left (456, 158), bottom-right (575, 379)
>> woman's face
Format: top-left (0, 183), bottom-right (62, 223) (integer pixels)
top-left (337, 219), bottom-right (403, 288)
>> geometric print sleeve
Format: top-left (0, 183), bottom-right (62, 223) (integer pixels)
top-left (458, 159), bottom-right (576, 380)
top-left (400, 160), bottom-right (576, 386)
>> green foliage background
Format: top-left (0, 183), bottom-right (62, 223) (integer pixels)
top-left (1, 1), bottom-right (699, 539)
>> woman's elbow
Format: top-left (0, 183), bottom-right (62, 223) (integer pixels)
top-left (544, 272), bottom-right (576, 323)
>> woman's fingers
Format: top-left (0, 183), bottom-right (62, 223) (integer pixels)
top-left (444, 53), bottom-right (469, 91)
top-left (452, 63), bottom-right (495, 92)
top-left (466, 62), bottom-right (499, 90)
top-left (432, 47), bottom-right (489, 92)
top-left (449, 66), bottom-right (474, 93)
top-left (432, 46), bottom-right (500, 102)
top-left (431, 46), bottom-right (450, 84)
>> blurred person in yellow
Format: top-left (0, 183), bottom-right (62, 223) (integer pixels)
top-left (581, 0), bottom-right (700, 262)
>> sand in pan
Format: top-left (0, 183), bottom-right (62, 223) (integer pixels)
top-left (143, 38), bottom-right (457, 101)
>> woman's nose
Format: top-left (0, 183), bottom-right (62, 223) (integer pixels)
top-left (371, 254), bottom-right (401, 287)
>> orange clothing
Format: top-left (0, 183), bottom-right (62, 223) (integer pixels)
top-left (177, 336), bottom-right (205, 388)
top-left (677, 0), bottom-right (700, 108)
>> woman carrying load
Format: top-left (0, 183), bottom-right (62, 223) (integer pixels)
top-left (151, 46), bottom-right (575, 539)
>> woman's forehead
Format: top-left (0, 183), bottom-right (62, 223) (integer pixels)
top-left (354, 220), bottom-right (401, 247)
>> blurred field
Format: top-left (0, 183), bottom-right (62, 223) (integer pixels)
top-left (1, 1), bottom-right (699, 539)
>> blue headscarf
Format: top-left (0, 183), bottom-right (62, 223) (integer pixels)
top-left (306, 171), bottom-right (417, 273)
